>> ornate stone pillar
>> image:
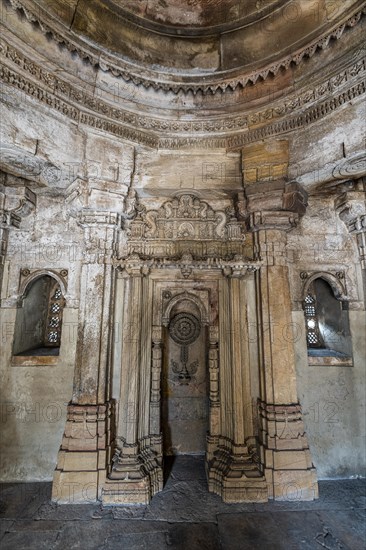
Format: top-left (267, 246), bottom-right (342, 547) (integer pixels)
top-left (207, 325), bottom-right (220, 439)
top-left (208, 265), bottom-right (268, 503)
top-left (102, 257), bottom-right (162, 505)
top-left (150, 326), bottom-right (164, 435)
top-left (247, 183), bottom-right (318, 501)
top-left (52, 210), bottom-right (121, 503)
top-left (335, 178), bottom-right (366, 300)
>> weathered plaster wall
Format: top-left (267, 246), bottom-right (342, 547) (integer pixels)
top-left (286, 99), bottom-right (365, 478)
top-left (0, 191), bottom-right (80, 480)
top-left (293, 310), bottom-right (366, 478)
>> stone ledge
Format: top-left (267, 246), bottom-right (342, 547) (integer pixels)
top-left (11, 355), bottom-right (59, 367)
top-left (308, 356), bottom-right (353, 366)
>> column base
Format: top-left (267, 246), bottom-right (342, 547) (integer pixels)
top-left (207, 436), bottom-right (268, 503)
top-left (52, 402), bottom-right (114, 504)
top-left (102, 435), bottom-right (163, 505)
top-left (258, 400), bottom-right (319, 501)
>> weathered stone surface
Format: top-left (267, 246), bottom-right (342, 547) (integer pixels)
top-left (0, 466), bottom-right (365, 549)
top-left (0, 0), bottom-right (364, 515)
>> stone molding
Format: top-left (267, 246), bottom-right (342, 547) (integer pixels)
top-left (4, 0), bottom-right (366, 94)
top-left (116, 254), bottom-right (261, 279)
top-left (0, 37), bottom-right (365, 149)
top-left (229, 80), bottom-right (366, 148)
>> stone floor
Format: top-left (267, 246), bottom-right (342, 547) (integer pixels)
top-left (0, 456), bottom-right (365, 549)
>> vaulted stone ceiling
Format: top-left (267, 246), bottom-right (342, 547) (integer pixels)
top-left (6, 0), bottom-right (366, 92)
top-left (1, 0), bottom-right (365, 149)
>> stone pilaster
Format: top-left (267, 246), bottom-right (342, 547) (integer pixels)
top-left (207, 266), bottom-right (268, 503)
top-left (247, 181), bottom-right (318, 501)
top-left (335, 180), bottom-right (366, 299)
top-left (52, 209), bottom-right (121, 503)
top-left (102, 257), bottom-right (162, 505)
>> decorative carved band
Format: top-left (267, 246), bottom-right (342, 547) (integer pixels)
top-left (229, 81), bottom-right (366, 148)
top-left (0, 40), bottom-right (365, 148)
top-left (117, 254), bottom-right (261, 279)
top-left (128, 194), bottom-right (244, 242)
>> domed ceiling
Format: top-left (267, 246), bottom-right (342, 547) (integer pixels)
top-left (8, 0), bottom-right (366, 92)
top-left (111, 0), bottom-right (285, 29)
top-left (1, 0), bottom-right (365, 151)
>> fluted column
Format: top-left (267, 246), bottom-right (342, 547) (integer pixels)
top-left (208, 266), bottom-right (268, 503)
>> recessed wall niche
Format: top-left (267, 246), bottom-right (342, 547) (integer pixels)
top-left (12, 269), bottom-right (67, 364)
top-left (302, 273), bottom-right (353, 367)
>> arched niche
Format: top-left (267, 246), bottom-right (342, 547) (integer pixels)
top-left (161, 294), bottom-right (209, 457)
top-left (13, 271), bottom-right (66, 357)
top-left (302, 273), bottom-right (352, 359)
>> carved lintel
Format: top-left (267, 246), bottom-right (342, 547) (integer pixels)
top-left (118, 255), bottom-right (261, 276)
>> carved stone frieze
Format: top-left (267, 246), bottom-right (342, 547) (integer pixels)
top-left (0, 36), bottom-right (365, 148)
top-left (230, 80), bottom-right (366, 148)
top-left (123, 194), bottom-right (248, 260)
top-left (117, 253), bottom-right (261, 278)
top-left (248, 58), bottom-right (366, 128)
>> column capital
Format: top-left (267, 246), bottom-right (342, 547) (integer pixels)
top-left (0, 184), bottom-right (36, 228)
top-left (244, 181), bottom-right (307, 232)
top-left (76, 209), bottom-right (123, 264)
top-left (335, 185), bottom-right (366, 269)
top-left (121, 254), bottom-right (150, 277)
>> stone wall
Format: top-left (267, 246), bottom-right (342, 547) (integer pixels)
top-left (0, 0), bottom-right (365, 496)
